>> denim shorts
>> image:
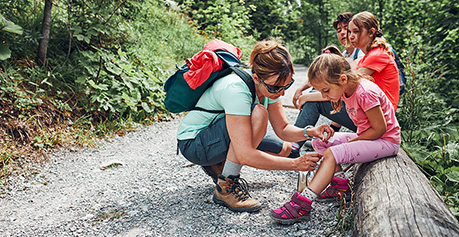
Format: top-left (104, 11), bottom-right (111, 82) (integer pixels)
top-left (178, 115), bottom-right (285, 166)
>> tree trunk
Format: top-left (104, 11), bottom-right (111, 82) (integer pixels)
top-left (353, 149), bottom-right (459, 236)
top-left (37, 0), bottom-right (52, 65)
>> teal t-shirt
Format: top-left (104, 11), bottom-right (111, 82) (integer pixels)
top-left (177, 71), bottom-right (280, 140)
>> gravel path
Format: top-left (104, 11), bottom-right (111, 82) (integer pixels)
top-left (0, 65), bottom-right (352, 236)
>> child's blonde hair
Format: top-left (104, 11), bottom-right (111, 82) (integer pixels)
top-left (249, 39), bottom-right (294, 86)
top-left (348, 11), bottom-right (393, 56)
top-left (308, 45), bottom-right (367, 113)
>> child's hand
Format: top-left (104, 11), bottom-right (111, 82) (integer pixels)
top-left (292, 88), bottom-right (304, 109)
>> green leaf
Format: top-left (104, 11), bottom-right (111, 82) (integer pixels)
top-left (88, 80), bottom-right (99, 89)
top-left (141, 102), bottom-right (153, 113)
top-left (446, 171), bottom-right (459, 183)
top-left (1, 15), bottom-right (23, 34)
top-left (76, 34), bottom-right (84, 41)
top-left (445, 143), bottom-right (459, 162)
top-left (0, 43), bottom-right (11, 60)
top-left (76, 76), bottom-right (87, 84)
top-left (105, 63), bottom-right (122, 75)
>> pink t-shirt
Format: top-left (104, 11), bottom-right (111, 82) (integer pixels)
top-left (342, 79), bottom-right (401, 144)
top-left (357, 47), bottom-right (399, 111)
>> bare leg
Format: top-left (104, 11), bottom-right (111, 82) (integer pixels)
top-left (308, 148), bottom-right (336, 194)
top-left (277, 142), bottom-right (292, 157)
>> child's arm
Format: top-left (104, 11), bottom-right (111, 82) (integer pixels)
top-left (348, 106), bottom-right (387, 142)
top-left (297, 91), bottom-right (329, 109)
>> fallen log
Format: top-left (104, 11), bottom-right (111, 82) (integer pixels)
top-left (353, 149), bottom-right (459, 236)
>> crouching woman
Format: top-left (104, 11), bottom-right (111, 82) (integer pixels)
top-left (177, 39), bottom-right (333, 213)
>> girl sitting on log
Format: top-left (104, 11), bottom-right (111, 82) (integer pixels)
top-left (270, 45), bottom-right (401, 224)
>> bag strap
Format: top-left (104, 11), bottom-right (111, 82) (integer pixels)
top-left (231, 66), bottom-right (256, 104)
top-left (192, 51), bottom-right (256, 113)
top-left (353, 48), bottom-right (360, 60)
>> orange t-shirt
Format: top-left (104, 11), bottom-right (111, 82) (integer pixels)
top-left (357, 47), bottom-right (399, 111)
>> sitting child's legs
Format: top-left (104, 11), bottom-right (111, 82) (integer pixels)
top-left (312, 133), bottom-right (400, 164)
top-left (311, 132), bottom-right (357, 154)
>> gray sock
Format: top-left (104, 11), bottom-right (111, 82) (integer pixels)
top-left (334, 170), bottom-right (345, 178)
top-left (300, 187), bottom-right (318, 201)
top-left (221, 160), bottom-right (242, 178)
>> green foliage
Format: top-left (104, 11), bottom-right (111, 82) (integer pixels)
top-left (243, 0), bottom-right (296, 41)
top-left (0, 14), bottom-right (23, 60)
top-left (383, 0), bottom-right (459, 107)
top-left (177, 0), bottom-right (256, 58)
top-left (0, 66), bottom-right (49, 116)
top-left (73, 47), bottom-right (167, 120)
top-left (398, 29), bottom-right (459, 218)
top-left (181, 0), bottom-right (254, 40)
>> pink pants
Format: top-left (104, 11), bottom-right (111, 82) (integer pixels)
top-left (312, 132), bottom-right (400, 165)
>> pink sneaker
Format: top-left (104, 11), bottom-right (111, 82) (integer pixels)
top-left (270, 192), bottom-right (312, 224)
top-left (317, 176), bottom-right (351, 202)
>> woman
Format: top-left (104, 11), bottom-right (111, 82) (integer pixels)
top-left (348, 11), bottom-right (400, 110)
top-left (177, 39), bottom-right (333, 213)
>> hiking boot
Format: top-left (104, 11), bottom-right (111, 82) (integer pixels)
top-left (201, 161), bottom-right (225, 184)
top-left (213, 175), bottom-right (261, 212)
top-left (316, 176), bottom-right (351, 202)
top-left (270, 192), bottom-right (312, 224)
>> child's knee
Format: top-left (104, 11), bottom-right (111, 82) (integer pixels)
top-left (312, 138), bottom-right (327, 153)
top-left (323, 148), bottom-right (336, 164)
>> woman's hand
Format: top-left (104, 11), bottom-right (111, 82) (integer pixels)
top-left (306, 124), bottom-right (334, 142)
top-left (294, 152), bottom-right (322, 171)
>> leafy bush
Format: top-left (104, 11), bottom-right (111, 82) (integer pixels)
top-left (0, 0), bottom-right (216, 177)
top-left (398, 30), bottom-right (459, 218)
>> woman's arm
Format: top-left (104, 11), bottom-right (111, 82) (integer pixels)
top-left (267, 100), bottom-right (334, 142)
top-left (225, 113), bottom-right (321, 171)
top-left (348, 105), bottom-right (386, 142)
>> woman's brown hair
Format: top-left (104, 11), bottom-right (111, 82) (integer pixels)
top-left (249, 40), bottom-right (294, 86)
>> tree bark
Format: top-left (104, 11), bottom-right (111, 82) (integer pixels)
top-left (37, 0), bottom-right (52, 65)
top-left (353, 149), bottom-right (459, 236)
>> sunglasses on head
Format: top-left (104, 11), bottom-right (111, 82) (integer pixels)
top-left (259, 76), bottom-right (295, 93)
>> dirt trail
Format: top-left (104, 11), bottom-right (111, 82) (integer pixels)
top-left (0, 64), bottom-right (349, 236)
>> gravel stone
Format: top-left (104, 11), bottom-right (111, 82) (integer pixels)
top-left (0, 65), bottom-right (352, 236)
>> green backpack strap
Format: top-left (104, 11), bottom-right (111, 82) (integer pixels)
top-left (231, 66), bottom-right (256, 105)
top-left (192, 51), bottom-right (256, 113)
top-left (215, 50), bottom-right (256, 104)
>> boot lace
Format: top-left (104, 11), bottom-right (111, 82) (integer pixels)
top-left (227, 177), bottom-right (252, 202)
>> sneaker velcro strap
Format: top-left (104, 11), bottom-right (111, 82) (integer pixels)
top-left (291, 194), bottom-right (312, 211)
top-left (284, 203), bottom-right (303, 218)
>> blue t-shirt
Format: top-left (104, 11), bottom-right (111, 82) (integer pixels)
top-left (177, 71), bottom-right (279, 140)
